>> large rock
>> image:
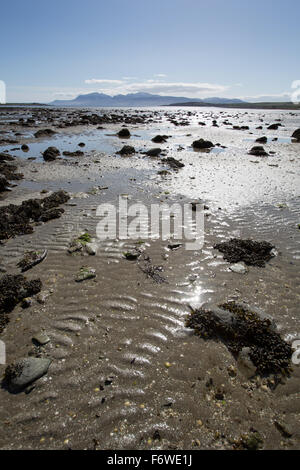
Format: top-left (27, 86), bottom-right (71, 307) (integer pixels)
top-left (292, 128), bottom-right (300, 141)
top-left (4, 357), bottom-right (51, 392)
top-left (248, 146), bottom-right (268, 157)
top-left (117, 145), bottom-right (135, 155)
top-left (117, 128), bottom-right (131, 138)
top-left (34, 129), bottom-right (56, 138)
top-left (42, 146), bottom-right (60, 161)
top-left (192, 139), bottom-right (214, 149)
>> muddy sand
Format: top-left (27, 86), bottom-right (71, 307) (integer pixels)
top-left (0, 106), bottom-right (299, 450)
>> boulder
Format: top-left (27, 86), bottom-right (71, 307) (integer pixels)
top-left (42, 146), bottom-right (60, 161)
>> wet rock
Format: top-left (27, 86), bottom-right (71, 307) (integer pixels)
top-left (255, 136), bottom-right (267, 144)
top-left (192, 139), bottom-right (214, 149)
top-left (214, 238), bottom-right (275, 267)
top-left (3, 357), bottom-right (51, 393)
top-left (186, 301), bottom-right (292, 376)
top-left (268, 123), bottom-right (280, 130)
top-left (17, 249), bottom-right (47, 272)
top-left (0, 176), bottom-right (9, 192)
top-left (85, 242), bottom-right (98, 255)
top-left (21, 144), bottom-right (29, 152)
top-left (43, 146), bottom-right (60, 161)
top-left (0, 274), bottom-right (42, 332)
top-left (274, 421), bottom-right (293, 438)
top-left (34, 129), bottom-right (56, 138)
top-left (75, 266), bottom-right (96, 282)
top-left (123, 250), bottom-right (141, 260)
top-left (0, 190), bottom-right (70, 240)
top-left (248, 146), bottom-right (268, 157)
top-left (78, 142), bottom-right (85, 147)
top-left (146, 148), bottom-right (162, 157)
top-left (161, 157), bottom-right (185, 169)
top-left (117, 128), bottom-right (131, 138)
top-left (291, 128), bottom-right (300, 141)
top-left (229, 262), bottom-right (248, 274)
top-left (152, 135), bottom-right (168, 143)
top-left (117, 145), bottom-right (135, 155)
top-left (32, 333), bottom-right (50, 346)
top-left (62, 150), bottom-right (84, 157)
top-left (0, 162), bottom-right (23, 191)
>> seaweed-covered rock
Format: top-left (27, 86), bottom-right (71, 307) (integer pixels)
top-left (3, 357), bottom-right (51, 393)
top-left (117, 145), bottom-right (135, 155)
top-left (34, 129), bottom-right (56, 138)
top-left (0, 190), bottom-right (70, 240)
top-left (186, 301), bottom-right (292, 376)
top-left (152, 135), bottom-right (168, 143)
top-left (161, 157), bottom-right (185, 169)
top-left (192, 139), bottom-right (214, 149)
top-left (255, 136), bottom-right (267, 144)
top-left (214, 238), bottom-right (275, 267)
top-left (0, 162), bottom-right (23, 192)
top-left (43, 146), bottom-right (60, 161)
top-left (248, 146), bottom-right (268, 157)
top-left (117, 128), bottom-right (131, 138)
top-left (292, 128), bottom-right (300, 141)
top-left (17, 250), bottom-right (47, 272)
top-left (0, 274), bottom-right (42, 332)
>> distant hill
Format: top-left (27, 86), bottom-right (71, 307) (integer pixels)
top-left (50, 92), bottom-right (245, 107)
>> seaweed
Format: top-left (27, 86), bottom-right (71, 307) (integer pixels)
top-left (214, 238), bottom-right (275, 267)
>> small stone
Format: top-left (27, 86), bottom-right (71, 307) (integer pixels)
top-left (4, 357), bottom-right (52, 392)
top-left (85, 242), bottom-right (98, 256)
top-left (32, 333), bottom-right (50, 346)
top-left (229, 262), bottom-right (248, 274)
top-left (75, 267), bottom-right (96, 282)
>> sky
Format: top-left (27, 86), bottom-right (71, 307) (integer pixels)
top-left (1, 0), bottom-right (300, 103)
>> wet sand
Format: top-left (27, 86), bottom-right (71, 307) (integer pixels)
top-left (0, 106), bottom-right (299, 450)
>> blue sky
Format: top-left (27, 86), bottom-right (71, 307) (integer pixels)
top-left (1, 0), bottom-right (300, 102)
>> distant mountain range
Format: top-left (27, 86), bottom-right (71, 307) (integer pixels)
top-left (50, 92), bottom-right (245, 107)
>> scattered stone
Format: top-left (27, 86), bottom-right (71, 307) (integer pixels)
top-left (229, 262), bottom-right (248, 274)
top-left (42, 146), bottom-right (60, 161)
top-left (117, 145), bottom-right (135, 155)
top-left (3, 357), bottom-right (51, 393)
top-left (248, 146), bottom-right (268, 157)
top-left (32, 333), bottom-right (50, 346)
top-left (152, 135), bottom-right (168, 143)
top-left (255, 136), bottom-right (267, 144)
top-left (75, 266), bottom-right (96, 282)
top-left (117, 128), bottom-right (131, 138)
top-left (17, 249), bottom-right (47, 272)
top-left (192, 139), bottom-right (214, 149)
top-left (161, 157), bottom-right (185, 169)
top-left (62, 150), bottom-right (84, 157)
top-left (146, 148), bottom-right (162, 157)
top-left (34, 129), bottom-right (56, 138)
top-left (214, 238), bottom-right (275, 267)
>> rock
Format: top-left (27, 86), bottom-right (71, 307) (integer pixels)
top-left (186, 301), bottom-right (292, 376)
top-left (255, 136), bottom-right (267, 144)
top-left (291, 128), bottom-right (300, 141)
top-left (123, 250), bottom-right (140, 260)
top-left (268, 123), bottom-right (280, 130)
top-left (17, 249), bottom-right (47, 272)
top-left (21, 144), bottom-right (29, 152)
top-left (78, 142), bottom-right (85, 147)
top-left (117, 128), bottom-right (131, 138)
top-left (146, 148), bottom-right (162, 157)
top-left (21, 297), bottom-right (33, 309)
top-left (214, 238), bottom-right (275, 267)
top-left (161, 157), bottom-right (184, 169)
top-left (75, 266), bottom-right (96, 282)
top-left (0, 176), bottom-right (9, 192)
top-left (34, 129), bottom-right (56, 138)
top-left (62, 150), bottom-right (84, 157)
top-left (85, 242), bottom-right (98, 255)
top-left (32, 333), bottom-right (50, 346)
top-left (4, 357), bottom-right (51, 392)
top-left (42, 146), bottom-right (60, 161)
top-left (117, 145), bottom-right (135, 155)
top-left (229, 262), bottom-right (248, 274)
top-left (192, 139), bottom-right (214, 149)
top-left (248, 146), bottom-right (268, 157)
top-left (0, 274), bottom-right (42, 318)
top-left (151, 135), bottom-right (168, 143)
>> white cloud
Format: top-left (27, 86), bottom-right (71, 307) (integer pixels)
top-left (154, 74), bottom-right (167, 78)
top-left (84, 79), bottom-right (228, 98)
top-left (84, 79), bottom-right (124, 85)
